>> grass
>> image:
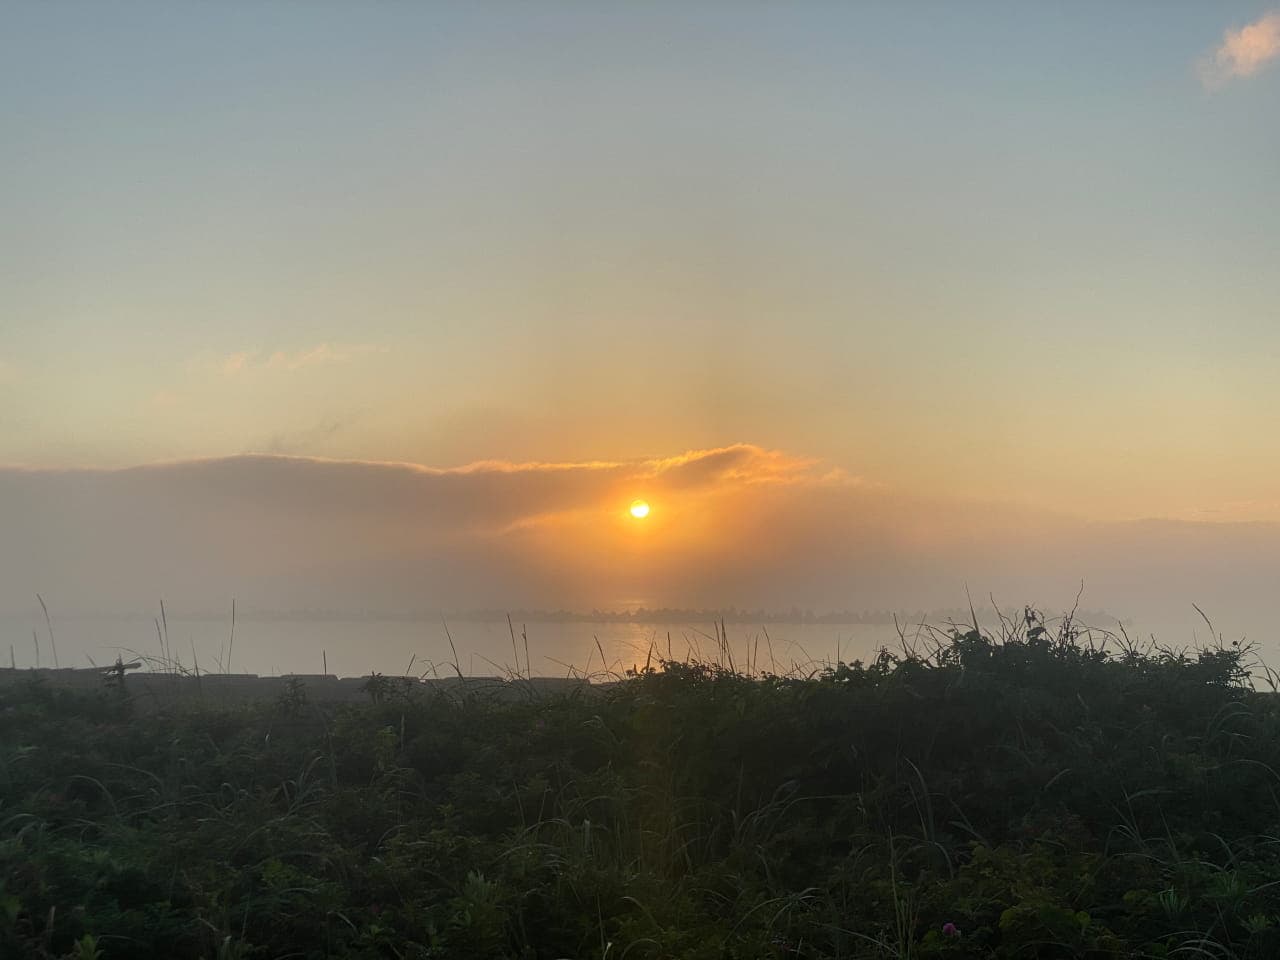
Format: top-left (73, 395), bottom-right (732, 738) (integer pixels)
top-left (3, 609), bottom-right (1280, 958)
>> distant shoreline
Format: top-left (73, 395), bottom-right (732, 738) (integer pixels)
top-left (0, 606), bottom-right (1132, 628)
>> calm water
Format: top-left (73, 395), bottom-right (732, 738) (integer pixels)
top-left (0, 613), bottom-right (1242, 679)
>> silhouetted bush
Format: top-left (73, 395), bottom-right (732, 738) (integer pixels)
top-left (1, 613), bottom-right (1278, 957)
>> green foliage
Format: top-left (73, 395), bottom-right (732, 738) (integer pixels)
top-left (276, 676), bottom-right (307, 717)
top-left (1, 616), bottom-right (1279, 957)
top-left (360, 672), bottom-right (392, 704)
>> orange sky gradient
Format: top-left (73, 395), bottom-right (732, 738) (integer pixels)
top-left (3, 5), bottom-right (1280, 645)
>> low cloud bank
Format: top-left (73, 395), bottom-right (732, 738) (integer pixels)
top-left (0, 446), bottom-right (1276, 645)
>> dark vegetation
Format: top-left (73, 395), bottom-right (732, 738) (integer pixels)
top-left (3, 612), bottom-right (1280, 958)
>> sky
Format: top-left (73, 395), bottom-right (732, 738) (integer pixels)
top-left (2, 3), bottom-right (1280, 633)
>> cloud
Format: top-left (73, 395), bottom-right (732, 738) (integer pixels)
top-left (1199, 10), bottom-right (1280, 88)
top-left (0, 444), bottom-right (835, 614)
top-left (638, 445), bottom-right (832, 488)
top-left (219, 342), bottom-right (386, 376)
top-left (3, 444), bottom-right (1280, 650)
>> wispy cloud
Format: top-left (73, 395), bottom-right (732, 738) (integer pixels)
top-left (1199, 10), bottom-right (1280, 88)
top-left (220, 342), bottom-right (387, 376)
top-left (639, 444), bottom-right (830, 487)
top-left (1184, 498), bottom-right (1280, 523)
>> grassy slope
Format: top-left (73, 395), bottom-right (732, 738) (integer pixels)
top-left (2, 618), bottom-right (1280, 959)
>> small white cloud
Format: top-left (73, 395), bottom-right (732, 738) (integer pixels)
top-left (1200, 10), bottom-right (1280, 88)
top-left (219, 342), bottom-right (387, 376)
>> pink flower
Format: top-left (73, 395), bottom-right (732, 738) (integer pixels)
top-left (942, 922), bottom-right (960, 938)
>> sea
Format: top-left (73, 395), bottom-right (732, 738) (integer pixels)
top-left (0, 612), bottom-right (1251, 680)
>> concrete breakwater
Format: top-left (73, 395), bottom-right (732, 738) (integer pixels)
top-left (0, 665), bottom-right (598, 708)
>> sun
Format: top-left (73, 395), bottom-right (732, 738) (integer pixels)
top-left (629, 499), bottom-right (651, 519)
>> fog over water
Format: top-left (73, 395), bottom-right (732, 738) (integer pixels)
top-left (0, 611), bottom-right (1256, 680)
top-left (1, 449), bottom-right (1276, 675)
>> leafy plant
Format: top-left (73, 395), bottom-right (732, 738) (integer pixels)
top-left (1, 611), bottom-right (1276, 958)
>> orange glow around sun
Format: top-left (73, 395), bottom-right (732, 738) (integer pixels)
top-left (629, 499), bottom-right (651, 519)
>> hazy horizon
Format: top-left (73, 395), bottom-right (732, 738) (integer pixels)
top-left (3, 444), bottom-right (1278, 650)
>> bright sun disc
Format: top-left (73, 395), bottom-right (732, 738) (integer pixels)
top-left (629, 499), bottom-right (651, 519)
